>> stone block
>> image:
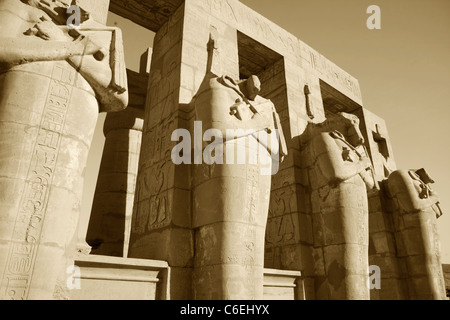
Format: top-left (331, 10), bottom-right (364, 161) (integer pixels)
top-left (193, 263), bottom-right (264, 300)
top-left (369, 211), bottom-right (388, 234)
top-left (194, 222), bottom-right (266, 268)
top-left (129, 228), bottom-right (194, 268)
top-left (166, 267), bottom-right (193, 300)
top-left (377, 278), bottom-right (406, 300)
top-left (279, 244), bottom-right (303, 270)
top-left (370, 231), bottom-right (396, 255)
top-left (70, 255), bottom-right (169, 300)
top-left (323, 243), bottom-right (369, 277)
top-left (369, 253), bottom-right (401, 279)
top-left (298, 213), bottom-right (313, 244)
top-left (263, 268), bottom-right (302, 300)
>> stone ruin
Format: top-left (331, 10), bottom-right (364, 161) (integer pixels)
top-left (0, 0), bottom-right (447, 300)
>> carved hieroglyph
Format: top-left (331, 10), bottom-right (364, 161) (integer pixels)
top-left (383, 169), bottom-right (446, 300)
top-left (192, 37), bottom-right (287, 299)
top-left (302, 112), bottom-right (376, 300)
top-left (0, 0), bottom-right (127, 300)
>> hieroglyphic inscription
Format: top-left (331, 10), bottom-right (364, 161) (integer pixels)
top-left (194, 0), bottom-right (361, 101)
top-left (309, 50), bottom-right (362, 100)
top-left (245, 165), bottom-right (259, 224)
top-left (266, 184), bottom-right (298, 247)
top-left (1, 63), bottom-right (75, 300)
top-left (133, 162), bottom-right (171, 233)
top-left (195, 0), bottom-right (301, 58)
top-left (148, 162), bottom-right (169, 230)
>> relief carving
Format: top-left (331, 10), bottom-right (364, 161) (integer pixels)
top-left (384, 168), bottom-right (443, 218)
top-left (0, 0), bottom-right (128, 300)
top-left (0, 0), bottom-right (128, 111)
top-left (303, 112), bottom-right (375, 300)
top-left (382, 168), bottom-right (446, 299)
top-left (191, 33), bottom-right (287, 299)
top-left (266, 183), bottom-right (298, 247)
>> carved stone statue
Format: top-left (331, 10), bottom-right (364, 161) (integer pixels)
top-left (0, 0), bottom-right (127, 300)
top-left (302, 112), bottom-right (376, 300)
top-left (383, 168), bottom-right (446, 299)
top-left (191, 36), bottom-right (287, 300)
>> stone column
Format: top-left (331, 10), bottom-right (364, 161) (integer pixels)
top-left (86, 106), bottom-right (144, 257)
top-left (384, 169), bottom-right (447, 300)
top-left (192, 142), bottom-right (273, 299)
top-left (191, 70), bottom-right (286, 299)
top-left (0, 0), bottom-right (127, 300)
top-left (85, 57), bottom-right (150, 258)
top-left (127, 2), bottom-right (194, 300)
top-left (301, 112), bottom-right (375, 300)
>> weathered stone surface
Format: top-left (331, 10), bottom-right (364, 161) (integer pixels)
top-left (443, 264), bottom-right (450, 298)
top-left (191, 66), bottom-right (286, 299)
top-left (383, 169), bottom-right (446, 300)
top-left (86, 106), bottom-right (144, 257)
top-left (110, 0), bottom-right (184, 32)
top-left (354, 108), bottom-right (397, 183)
top-left (263, 268), bottom-right (303, 300)
top-left (300, 112), bottom-right (375, 300)
top-left (128, 3), bottom-right (190, 286)
top-left (0, 0), bottom-right (127, 299)
top-left (1, 0), bottom-right (445, 302)
top-left (69, 254), bottom-right (168, 300)
top-left (84, 65), bottom-right (149, 258)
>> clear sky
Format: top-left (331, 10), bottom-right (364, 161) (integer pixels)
top-left (236, 0), bottom-right (450, 262)
top-left (81, 0), bottom-right (450, 263)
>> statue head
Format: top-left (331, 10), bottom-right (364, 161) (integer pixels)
top-left (245, 75), bottom-right (261, 101)
top-left (339, 112), bottom-right (364, 146)
top-left (302, 112), bottom-right (366, 148)
top-left (384, 168), bottom-right (443, 218)
top-left (414, 168), bottom-right (435, 185)
top-left (323, 112), bottom-right (365, 147)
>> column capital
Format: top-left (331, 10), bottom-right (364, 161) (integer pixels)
top-left (103, 107), bottom-right (145, 135)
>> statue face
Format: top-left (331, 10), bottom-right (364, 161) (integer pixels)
top-left (338, 112), bottom-right (365, 147)
top-left (246, 75), bottom-right (261, 100)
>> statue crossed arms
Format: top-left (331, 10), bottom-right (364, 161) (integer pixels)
top-left (0, 0), bottom-right (128, 111)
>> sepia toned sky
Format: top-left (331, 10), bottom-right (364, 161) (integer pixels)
top-left (82, 0), bottom-right (450, 263)
top-left (237, 0), bottom-right (450, 262)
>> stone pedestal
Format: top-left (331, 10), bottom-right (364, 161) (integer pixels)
top-left (69, 254), bottom-right (168, 300)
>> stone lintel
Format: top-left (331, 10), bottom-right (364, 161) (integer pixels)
top-left (109, 0), bottom-right (184, 32)
top-left (110, 0), bottom-right (361, 105)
